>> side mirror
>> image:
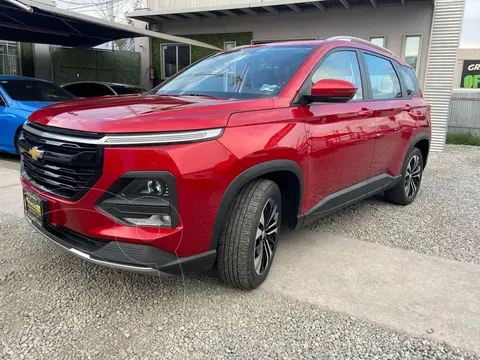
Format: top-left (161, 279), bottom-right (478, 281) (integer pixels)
top-left (304, 79), bottom-right (358, 103)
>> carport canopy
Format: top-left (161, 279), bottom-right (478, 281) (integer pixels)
top-left (0, 0), bottom-right (221, 49)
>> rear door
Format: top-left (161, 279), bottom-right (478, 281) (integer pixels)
top-left (361, 52), bottom-right (410, 186)
top-left (299, 49), bottom-right (376, 212)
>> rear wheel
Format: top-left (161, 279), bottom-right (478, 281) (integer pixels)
top-left (384, 147), bottom-right (423, 205)
top-left (216, 179), bottom-right (281, 290)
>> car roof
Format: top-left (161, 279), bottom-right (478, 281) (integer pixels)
top-left (61, 81), bottom-right (142, 88)
top-left (230, 39), bottom-right (411, 68)
top-left (0, 75), bottom-right (50, 82)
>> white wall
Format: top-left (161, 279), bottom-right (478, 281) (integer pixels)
top-left (134, 20), bottom-right (153, 90)
top-left (148, 0), bottom-right (314, 11)
top-left (157, 2), bottom-right (433, 85)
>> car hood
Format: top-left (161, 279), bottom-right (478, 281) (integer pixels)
top-left (16, 101), bottom-right (57, 113)
top-left (28, 94), bottom-right (274, 134)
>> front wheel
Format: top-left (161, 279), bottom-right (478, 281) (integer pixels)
top-left (216, 179), bottom-right (282, 290)
top-left (384, 147), bottom-right (424, 205)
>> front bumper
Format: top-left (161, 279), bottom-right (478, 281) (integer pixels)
top-left (26, 217), bottom-right (216, 275)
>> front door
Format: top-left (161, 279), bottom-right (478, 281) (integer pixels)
top-left (300, 50), bottom-right (376, 213)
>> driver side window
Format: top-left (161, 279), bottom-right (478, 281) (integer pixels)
top-left (312, 51), bottom-right (363, 100)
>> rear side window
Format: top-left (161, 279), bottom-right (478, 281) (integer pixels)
top-left (110, 85), bottom-right (146, 95)
top-left (312, 51), bottom-right (363, 100)
top-left (63, 83), bottom-right (113, 98)
top-left (399, 66), bottom-right (420, 96)
top-left (364, 54), bottom-right (402, 100)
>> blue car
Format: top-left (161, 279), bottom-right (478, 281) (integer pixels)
top-left (0, 76), bottom-right (75, 154)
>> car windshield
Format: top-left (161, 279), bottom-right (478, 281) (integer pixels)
top-left (154, 45), bottom-right (315, 99)
top-left (110, 85), bottom-right (147, 95)
top-left (0, 80), bottom-right (75, 102)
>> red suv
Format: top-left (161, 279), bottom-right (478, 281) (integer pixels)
top-left (20, 37), bottom-right (430, 290)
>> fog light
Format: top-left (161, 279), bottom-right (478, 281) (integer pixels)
top-left (124, 214), bottom-right (172, 227)
top-left (147, 180), bottom-right (162, 195)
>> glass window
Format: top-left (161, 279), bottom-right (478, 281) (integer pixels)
top-left (370, 37), bottom-right (386, 48)
top-left (403, 35), bottom-right (421, 73)
top-left (110, 85), bottom-right (146, 95)
top-left (364, 54), bottom-right (402, 100)
top-left (399, 66), bottom-right (420, 95)
top-left (0, 41), bottom-right (19, 76)
top-left (0, 80), bottom-right (75, 102)
top-left (312, 51), bottom-right (363, 100)
top-left (155, 45), bottom-right (314, 99)
top-left (161, 44), bottom-right (191, 79)
top-left (63, 83), bottom-right (113, 98)
top-left (224, 41), bottom-right (237, 50)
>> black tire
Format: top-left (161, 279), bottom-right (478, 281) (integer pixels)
top-left (384, 147), bottom-right (424, 205)
top-left (216, 179), bottom-right (282, 290)
top-left (14, 128), bottom-right (21, 155)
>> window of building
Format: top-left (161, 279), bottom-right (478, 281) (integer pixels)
top-left (161, 44), bottom-right (191, 79)
top-left (224, 41), bottom-right (237, 50)
top-left (370, 36), bottom-right (386, 48)
top-left (312, 50), bottom-right (363, 100)
top-left (364, 53), bottom-right (402, 100)
top-left (398, 65), bottom-right (421, 96)
top-left (0, 41), bottom-right (20, 76)
top-left (403, 35), bottom-right (421, 74)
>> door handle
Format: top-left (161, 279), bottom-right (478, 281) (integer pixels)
top-left (403, 104), bottom-right (413, 112)
top-left (358, 108), bottom-right (373, 117)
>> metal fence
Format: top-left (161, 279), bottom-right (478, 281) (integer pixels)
top-left (448, 89), bottom-right (480, 136)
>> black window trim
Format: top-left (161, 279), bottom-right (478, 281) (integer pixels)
top-left (359, 49), bottom-right (406, 102)
top-left (292, 46), bottom-right (368, 106)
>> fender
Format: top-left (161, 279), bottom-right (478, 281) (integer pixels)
top-left (209, 159), bottom-right (304, 250)
top-left (407, 131), bottom-right (430, 166)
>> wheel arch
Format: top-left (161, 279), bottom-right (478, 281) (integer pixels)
top-left (210, 160), bottom-right (304, 250)
top-left (13, 125), bottom-right (23, 154)
top-left (409, 132), bottom-right (430, 168)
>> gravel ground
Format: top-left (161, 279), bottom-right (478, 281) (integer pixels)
top-left (310, 145), bottom-right (480, 265)
top-left (1, 212), bottom-right (480, 360)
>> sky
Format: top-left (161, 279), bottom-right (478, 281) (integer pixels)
top-left (460, 0), bottom-right (480, 49)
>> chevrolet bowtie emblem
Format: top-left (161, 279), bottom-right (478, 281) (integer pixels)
top-left (28, 147), bottom-right (44, 160)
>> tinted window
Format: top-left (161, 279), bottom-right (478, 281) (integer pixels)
top-left (63, 83), bottom-right (114, 98)
top-left (364, 54), bottom-right (401, 100)
top-left (0, 80), bottom-right (74, 102)
top-left (155, 45), bottom-right (314, 99)
top-left (399, 66), bottom-right (420, 95)
top-left (312, 51), bottom-right (363, 100)
top-left (110, 85), bottom-right (146, 95)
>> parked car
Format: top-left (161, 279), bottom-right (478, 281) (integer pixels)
top-left (0, 76), bottom-right (75, 154)
top-left (61, 81), bottom-right (147, 98)
top-left (20, 37), bottom-right (430, 290)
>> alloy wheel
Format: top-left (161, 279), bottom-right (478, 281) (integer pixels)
top-left (404, 154), bottom-right (422, 198)
top-left (253, 198), bottom-right (279, 275)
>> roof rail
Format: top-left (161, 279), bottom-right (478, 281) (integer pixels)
top-left (325, 36), bottom-right (399, 58)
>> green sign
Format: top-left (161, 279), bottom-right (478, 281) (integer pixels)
top-left (461, 60), bottom-right (480, 88)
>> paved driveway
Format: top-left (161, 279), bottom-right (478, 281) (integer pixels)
top-left (1, 146), bottom-right (479, 360)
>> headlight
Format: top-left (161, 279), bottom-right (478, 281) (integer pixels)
top-left (96, 172), bottom-right (178, 228)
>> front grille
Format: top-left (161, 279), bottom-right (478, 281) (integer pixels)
top-left (19, 126), bottom-right (103, 200)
